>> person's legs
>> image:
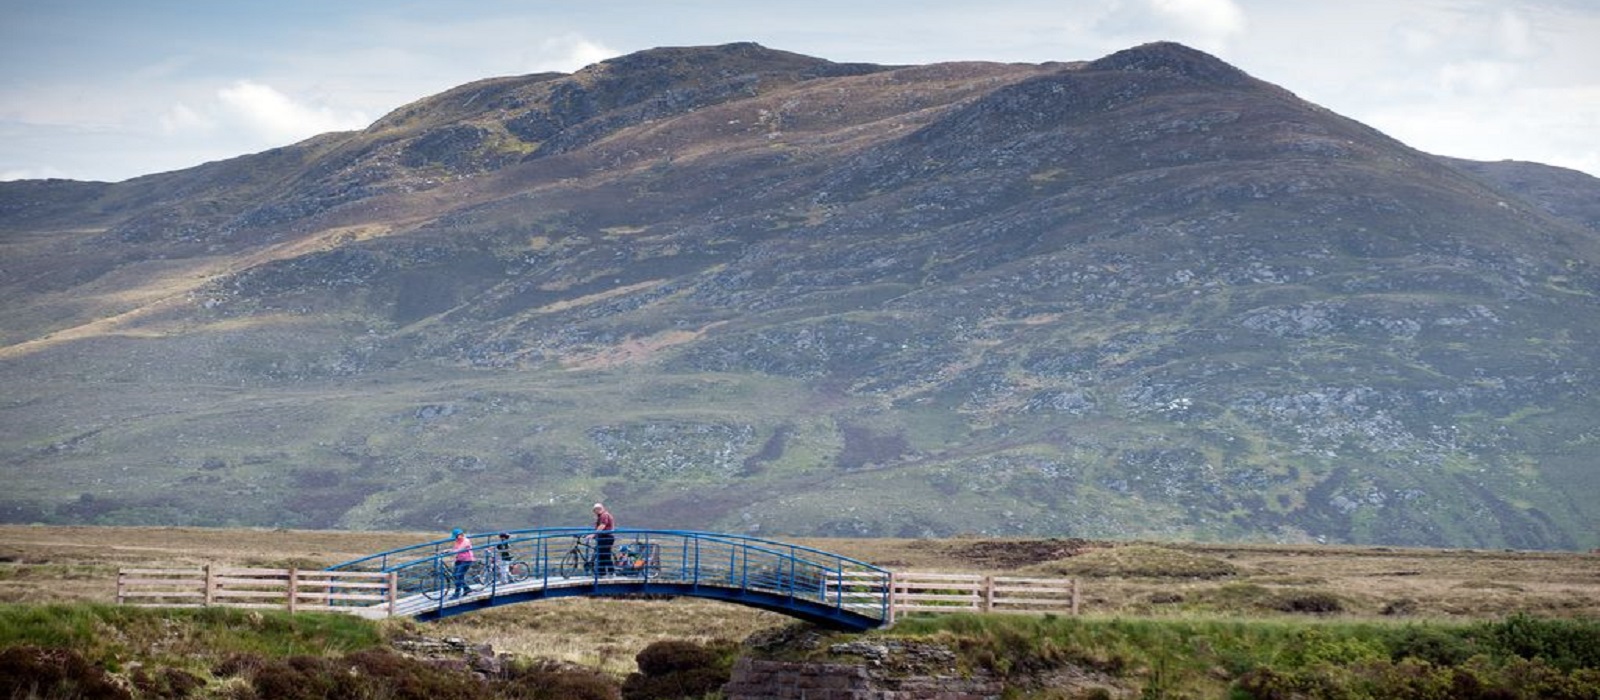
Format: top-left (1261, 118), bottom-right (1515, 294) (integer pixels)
top-left (596, 533), bottom-right (614, 575)
top-left (452, 561), bottom-right (471, 596)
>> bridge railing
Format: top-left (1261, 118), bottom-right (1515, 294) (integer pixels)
top-left (327, 528), bottom-right (893, 623)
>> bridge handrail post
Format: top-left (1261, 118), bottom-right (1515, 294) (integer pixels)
top-left (436, 558), bottom-right (446, 614)
top-left (540, 536), bottom-right (551, 587)
top-left (825, 562), bottom-right (839, 610)
top-left (784, 547), bottom-right (795, 600)
top-left (640, 533), bottom-right (655, 582)
top-left (689, 536), bottom-right (699, 586)
top-left (743, 540), bottom-right (752, 590)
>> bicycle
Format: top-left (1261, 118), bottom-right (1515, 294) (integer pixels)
top-left (482, 541), bottom-right (534, 587)
top-left (417, 543), bottom-right (533, 600)
top-left (419, 555), bottom-right (467, 601)
top-left (559, 536), bottom-right (596, 577)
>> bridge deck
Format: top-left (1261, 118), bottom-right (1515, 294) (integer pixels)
top-left (328, 528), bottom-right (891, 630)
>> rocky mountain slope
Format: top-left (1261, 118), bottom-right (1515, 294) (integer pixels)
top-left (3, 42), bottom-right (1597, 549)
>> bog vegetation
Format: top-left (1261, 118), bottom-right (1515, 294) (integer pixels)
top-left (0, 525), bottom-right (1596, 698)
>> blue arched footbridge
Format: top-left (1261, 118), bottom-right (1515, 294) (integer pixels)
top-left (326, 529), bottom-right (893, 631)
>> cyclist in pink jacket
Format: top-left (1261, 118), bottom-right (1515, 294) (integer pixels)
top-left (448, 528), bottom-right (475, 598)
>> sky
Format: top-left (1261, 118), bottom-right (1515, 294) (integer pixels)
top-left (2, 0), bottom-right (1597, 183)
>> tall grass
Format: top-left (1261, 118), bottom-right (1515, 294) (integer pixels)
top-left (0, 603), bottom-right (383, 671)
top-left (877, 613), bottom-right (1600, 698)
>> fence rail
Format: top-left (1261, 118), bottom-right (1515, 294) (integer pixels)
top-left (117, 565), bottom-right (396, 616)
top-left (887, 572), bottom-right (1078, 623)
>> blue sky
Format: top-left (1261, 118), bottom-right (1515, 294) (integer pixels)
top-left (3, 0), bottom-right (1597, 182)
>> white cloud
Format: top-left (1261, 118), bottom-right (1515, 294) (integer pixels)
top-left (1364, 83), bottom-right (1600, 174)
top-left (151, 80), bottom-right (371, 152)
top-left (1395, 24), bottom-right (1442, 55)
top-left (1436, 60), bottom-right (1520, 96)
top-left (1150, 0), bottom-right (1247, 40)
top-left (1490, 9), bottom-right (1535, 58)
top-left (526, 34), bottom-right (618, 73)
top-left (0, 165), bottom-right (70, 181)
top-left (159, 102), bottom-right (211, 135)
top-left (1388, 5), bottom-right (1541, 67)
top-left (216, 80), bottom-right (369, 143)
top-left (1097, 0), bottom-right (1247, 53)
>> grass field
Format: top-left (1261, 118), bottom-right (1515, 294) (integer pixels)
top-left (2, 524), bottom-right (1597, 679)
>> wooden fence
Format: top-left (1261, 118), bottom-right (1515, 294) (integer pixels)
top-left (114, 566), bottom-right (1076, 624)
top-left (886, 572), bottom-right (1078, 624)
top-left (116, 565), bottom-right (396, 616)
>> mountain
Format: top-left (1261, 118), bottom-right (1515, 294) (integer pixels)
top-left (3, 42), bottom-right (1598, 549)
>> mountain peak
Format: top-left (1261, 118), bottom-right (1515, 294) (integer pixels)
top-left (1087, 41), bottom-right (1252, 86)
top-left (584, 41), bottom-right (879, 82)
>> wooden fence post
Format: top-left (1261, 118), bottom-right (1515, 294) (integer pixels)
top-left (203, 564), bottom-right (216, 607)
top-left (886, 571), bottom-right (897, 627)
top-left (981, 576), bottom-right (995, 613)
top-left (387, 572), bottom-right (398, 616)
top-left (287, 568), bottom-right (298, 613)
top-left (116, 570), bottom-right (126, 605)
top-left (1071, 578), bottom-right (1080, 616)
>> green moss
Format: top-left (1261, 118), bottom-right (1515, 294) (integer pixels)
top-left (0, 603), bottom-right (384, 668)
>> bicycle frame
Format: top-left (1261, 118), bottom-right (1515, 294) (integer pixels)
top-left (560, 536), bottom-right (596, 577)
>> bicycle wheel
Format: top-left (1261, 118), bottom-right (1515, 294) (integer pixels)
top-left (560, 548), bottom-right (587, 577)
top-left (467, 561), bottom-right (489, 589)
top-left (506, 561), bottom-right (532, 583)
top-left (420, 568), bottom-right (448, 600)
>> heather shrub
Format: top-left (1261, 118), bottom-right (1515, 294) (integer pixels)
top-left (1481, 613), bottom-right (1600, 672)
top-left (1381, 624), bottom-right (1481, 666)
top-left (1270, 591), bottom-right (1344, 615)
top-left (1234, 656), bottom-right (1600, 700)
top-left (634, 640), bottom-right (721, 676)
top-left (130, 665), bottom-right (206, 698)
top-left (0, 645), bottom-right (131, 700)
top-left (212, 651), bottom-right (268, 678)
top-left (501, 658), bottom-right (620, 700)
top-left (623, 639), bottom-right (736, 700)
top-left (224, 649), bottom-right (487, 700)
top-left (248, 655), bottom-right (341, 700)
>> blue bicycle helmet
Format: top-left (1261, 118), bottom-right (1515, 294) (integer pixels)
top-left (451, 528), bottom-right (464, 538)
